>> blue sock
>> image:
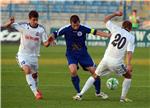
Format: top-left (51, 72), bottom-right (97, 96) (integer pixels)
top-left (93, 77), bottom-right (101, 94)
top-left (71, 76), bottom-right (80, 93)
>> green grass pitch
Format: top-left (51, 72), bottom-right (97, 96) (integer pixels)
top-left (1, 43), bottom-right (150, 108)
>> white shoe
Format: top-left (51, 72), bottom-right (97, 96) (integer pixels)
top-left (73, 95), bottom-right (82, 101)
top-left (95, 92), bottom-right (109, 99)
top-left (120, 98), bottom-right (132, 102)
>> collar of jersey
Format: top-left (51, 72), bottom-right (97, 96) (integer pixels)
top-left (28, 23), bottom-right (39, 28)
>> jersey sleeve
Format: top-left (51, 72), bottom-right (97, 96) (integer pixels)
top-left (41, 30), bottom-right (48, 43)
top-left (11, 22), bottom-right (25, 32)
top-left (53, 26), bottom-right (67, 38)
top-left (83, 25), bottom-right (97, 35)
top-left (106, 20), bottom-right (121, 33)
top-left (127, 36), bottom-right (135, 53)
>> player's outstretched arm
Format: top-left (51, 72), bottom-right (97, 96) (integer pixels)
top-left (43, 41), bottom-right (50, 47)
top-left (43, 34), bottom-right (56, 47)
top-left (104, 11), bottom-right (123, 23)
top-left (2, 16), bottom-right (15, 28)
top-left (96, 30), bottom-right (111, 38)
top-left (48, 33), bottom-right (56, 46)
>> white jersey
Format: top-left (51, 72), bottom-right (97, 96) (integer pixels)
top-left (103, 20), bottom-right (135, 65)
top-left (12, 22), bottom-right (48, 57)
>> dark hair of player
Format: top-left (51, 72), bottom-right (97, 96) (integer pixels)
top-left (122, 20), bottom-right (132, 31)
top-left (132, 9), bottom-right (137, 13)
top-left (28, 10), bottom-right (39, 19)
top-left (70, 15), bottom-right (80, 23)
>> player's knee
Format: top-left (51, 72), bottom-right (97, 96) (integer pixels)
top-left (123, 72), bottom-right (132, 79)
top-left (70, 70), bottom-right (77, 76)
top-left (93, 74), bottom-right (99, 79)
top-left (32, 73), bottom-right (38, 79)
top-left (22, 65), bottom-right (31, 74)
top-left (69, 65), bottom-right (78, 76)
top-left (69, 68), bottom-right (77, 76)
top-left (87, 67), bottom-right (96, 74)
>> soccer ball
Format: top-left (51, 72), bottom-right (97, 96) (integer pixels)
top-left (106, 78), bottom-right (119, 90)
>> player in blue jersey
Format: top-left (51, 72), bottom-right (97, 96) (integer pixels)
top-left (49, 15), bottom-right (111, 99)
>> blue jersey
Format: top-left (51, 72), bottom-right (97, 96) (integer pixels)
top-left (53, 24), bottom-right (96, 52)
top-left (53, 24), bottom-right (97, 68)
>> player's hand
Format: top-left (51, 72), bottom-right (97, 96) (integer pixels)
top-left (126, 64), bottom-right (132, 73)
top-left (108, 33), bottom-right (112, 38)
top-left (50, 41), bottom-right (56, 46)
top-left (114, 11), bottom-right (123, 16)
top-left (9, 16), bottom-right (15, 24)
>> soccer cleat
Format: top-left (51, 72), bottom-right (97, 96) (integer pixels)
top-left (95, 92), bottom-right (109, 99)
top-left (73, 95), bottom-right (82, 101)
top-left (35, 90), bottom-right (43, 100)
top-left (120, 98), bottom-right (132, 102)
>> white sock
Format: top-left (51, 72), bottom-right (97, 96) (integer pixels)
top-left (26, 74), bottom-right (37, 96)
top-left (80, 76), bottom-right (95, 96)
top-left (121, 78), bottom-right (131, 99)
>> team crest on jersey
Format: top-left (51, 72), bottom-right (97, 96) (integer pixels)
top-left (36, 32), bottom-right (40, 36)
top-left (77, 31), bottom-right (82, 37)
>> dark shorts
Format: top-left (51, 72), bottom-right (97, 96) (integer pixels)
top-left (66, 50), bottom-right (95, 71)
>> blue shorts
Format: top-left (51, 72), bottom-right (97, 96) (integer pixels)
top-left (66, 50), bottom-right (95, 70)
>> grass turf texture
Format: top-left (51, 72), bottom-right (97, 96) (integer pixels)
top-left (1, 43), bottom-right (150, 108)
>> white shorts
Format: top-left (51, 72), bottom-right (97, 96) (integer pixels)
top-left (95, 59), bottom-right (127, 76)
top-left (16, 54), bottom-right (38, 73)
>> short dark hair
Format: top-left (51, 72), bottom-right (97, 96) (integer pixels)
top-left (132, 9), bottom-right (137, 13)
top-left (28, 10), bottom-right (39, 19)
top-left (122, 20), bottom-right (132, 31)
top-left (70, 15), bottom-right (80, 23)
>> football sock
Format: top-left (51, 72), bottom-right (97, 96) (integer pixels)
top-left (80, 76), bottom-right (95, 96)
top-left (93, 77), bottom-right (101, 94)
top-left (32, 73), bottom-right (38, 88)
top-left (71, 75), bottom-right (80, 93)
top-left (121, 78), bottom-right (131, 99)
top-left (26, 74), bottom-right (37, 96)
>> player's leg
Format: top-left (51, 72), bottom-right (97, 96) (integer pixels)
top-left (23, 65), bottom-right (38, 95)
top-left (69, 64), bottom-right (81, 94)
top-left (121, 67), bottom-right (132, 102)
top-left (16, 55), bottom-right (42, 100)
top-left (30, 64), bottom-right (43, 100)
top-left (78, 52), bottom-right (102, 96)
top-left (80, 64), bottom-right (109, 96)
top-left (66, 53), bottom-right (80, 94)
top-left (74, 57), bottom-right (108, 100)
top-left (114, 64), bottom-right (132, 102)
top-left (87, 66), bottom-right (108, 99)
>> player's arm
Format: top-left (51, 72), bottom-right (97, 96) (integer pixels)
top-left (48, 33), bottom-right (56, 46)
top-left (95, 30), bottom-right (111, 38)
top-left (85, 27), bottom-right (111, 38)
top-left (3, 17), bottom-right (25, 32)
top-left (2, 16), bottom-right (15, 28)
top-left (48, 26), bottom-right (66, 44)
top-left (43, 41), bottom-right (50, 47)
top-left (126, 51), bottom-right (133, 73)
top-left (43, 35), bottom-right (56, 47)
top-left (126, 36), bottom-right (135, 73)
top-left (104, 11), bottom-right (123, 23)
top-left (42, 30), bottom-right (52, 47)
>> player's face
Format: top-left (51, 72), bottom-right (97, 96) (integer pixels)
top-left (29, 17), bottom-right (38, 28)
top-left (71, 22), bottom-right (80, 30)
top-left (132, 11), bottom-right (136, 16)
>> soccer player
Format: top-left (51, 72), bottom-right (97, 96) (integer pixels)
top-left (74, 11), bottom-right (135, 102)
top-left (3, 10), bottom-right (51, 100)
top-left (48, 15), bottom-right (111, 100)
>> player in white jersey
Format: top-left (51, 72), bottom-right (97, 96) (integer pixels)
top-left (3, 10), bottom-right (51, 100)
top-left (73, 11), bottom-right (135, 102)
